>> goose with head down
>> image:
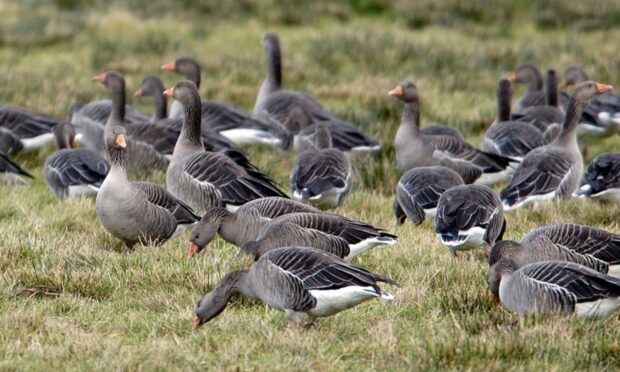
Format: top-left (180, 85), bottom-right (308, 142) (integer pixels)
top-left (500, 81), bottom-right (613, 210)
top-left (194, 246), bottom-right (398, 328)
top-left (576, 153), bottom-right (620, 203)
top-left (164, 80), bottom-right (288, 215)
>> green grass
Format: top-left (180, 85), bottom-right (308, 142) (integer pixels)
top-left (2, 1), bottom-right (620, 370)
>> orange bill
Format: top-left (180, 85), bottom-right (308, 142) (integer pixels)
top-left (188, 242), bottom-right (200, 259)
top-left (388, 85), bottom-right (403, 96)
top-left (595, 82), bottom-right (613, 94)
top-left (163, 87), bottom-right (174, 97)
top-left (161, 61), bottom-right (176, 71)
top-left (115, 133), bottom-right (127, 148)
top-left (193, 316), bottom-right (203, 328)
top-left (133, 87), bottom-right (144, 97)
top-left (92, 72), bottom-right (107, 83)
top-left (507, 72), bottom-right (517, 82)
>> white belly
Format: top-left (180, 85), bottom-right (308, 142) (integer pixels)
top-left (68, 184), bottom-right (99, 197)
top-left (503, 190), bottom-right (557, 211)
top-left (575, 297), bottom-right (620, 319)
top-left (308, 286), bottom-right (391, 318)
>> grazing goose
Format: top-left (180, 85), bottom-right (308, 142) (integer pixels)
top-left (164, 80), bottom-right (287, 214)
top-left (508, 64), bottom-right (545, 114)
top-left (188, 197), bottom-right (320, 258)
top-left (561, 66), bottom-right (620, 137)
top-left (194, 246), bottom-right (398, 328)
top-left (435, 184), bottom-right (505, 256)
top-left (133, 76), bottom-right (167, 122)
top-left (512, 70), bottom-right (564, 132)
top-left (44, 123), bottom-right (110, 200)
top-left (161, 56), bottom-right (284, 147)
top-left (281, 106), bottom-right (380, 154)
top-left (576, 153), bottom-right (620, 203)
top-left (394, 166), bottom-right (464, 225)
top-left (0, 105), bottom-right (58, 151)
top-left (290, 125), bottom-right (352, 209)
top-left (254, 32), bottom-right (379, 153)
top-left (389, 81), bottom-right (516, 185)
top-left (487, 259), bottom-right (620, 318)
top-left (500, 81), bottom-right (613, 210)
top-left (482, 79), bottom-right (547, 160)
top-left (80, 71), bottom-right (169, 172)
top-left (96, 126), bottom-right (199, 247)
top-left (0, 152), bottom-right (33, 185)
top-left (241, 212), bottom-right (397, 260)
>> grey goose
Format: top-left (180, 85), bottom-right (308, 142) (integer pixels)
top-left (188, 197), bottom-right (320, 258)
top-left (508, 63), bottom-right (545, 114)
top-left (161, 56), bottom-right (285, 147)
top-left (394, 166), bottom-right (464, 225)
top-left (0, 152), bottom-right (33, 185)
top-left (575, 153), bottom-right (620, 203)
top-left (164, 80), bottom-right (287, 215)
top-left (241, 212), bottom-right (397, 260)
top-left (44, 123), bottom-right (110, 200)
top-left (488, 259), bottom-right (620, 318)
top-left (435, 184), bottom-right (505, 256)
top-left (0, 105), bottom-right (58, 152)
top-left (561, 65), bottom-right (620, 137)
top-left (389, 81), bottom-right (516, 185)
top-left (132, 76), bottom-right (167, 122)
top-left (254, 32), bottom-right (380, 153)
top-left (488, 223), bottom-right (620, 276)
top-left (194, 246), bottom-right (398, 328)
top-left (96, 126), bottom-right (199, 247)
top-left (482, 79), bottom-right (547, 161)
top-left (290, 125), bottom-right (353, 209)
top-left (500, 81), bottom-right (613, 210)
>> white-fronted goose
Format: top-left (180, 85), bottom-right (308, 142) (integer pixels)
top-left (500, 81), bottom-right (612, 210)
top-left (389, 81), bottom-right (516, 185)
top-left (435, 184), bottom-right (505, 256)
top-left (508, 64), bottom-right (545, 114)
top-left (0, 105), bottom-right (58, 151)
top-left (90, 71), bottom-right (169, 171)
top-left (0, 152), bottom-right (33, 185)
top-left (96, 126), bottom-right (199, 247)
top-left (241, 212), bottom-right (397, 260)
top-left (44, 123), bottom-right (110, 200)
top-left (394, 166), bottom-right (464, 225)
top-left (254, 32), bottom-right (380, 153)
top-left (290, 125), bottom-right (352, 209)
top-left (161, 56), bottom-right (284, 147)
top-left (164, 81), bottom-right (287, 214)
top-left (482, 79), bottom-right (546, 160)
top-left (281, 106), bottom-right (380, 153)
top-left (512, 69), bottom-right (564, 131)
top-left (194, 246), bottom-right (398, 328)
top-left (561, 65), bottom-right (620, 137)
top-left (487, 259), bottom-right (620, 318)
top-left (188, 197), bottom-right (320, 258)
top-left (576, 153), bottom-right (620, 203)
top-left (488, 223), bottom-right (620, 276)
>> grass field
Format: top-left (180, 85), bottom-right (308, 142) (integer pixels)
top-left (2, 1), bottom-right (620, 370)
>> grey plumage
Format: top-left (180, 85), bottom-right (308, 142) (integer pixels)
top-left (509, 64), bottom-right (545, 114)
top-left (0, 105), bottom-right (58, 151)
top-left (0, 152), bottom-right (34, 185)
top-left (576, 153), bottom-right (620, 203)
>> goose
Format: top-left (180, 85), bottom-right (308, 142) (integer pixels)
top-left (70, 100), bottom-right (150, 137)
top-left (561, 65), bottom-right (620, 137)
top-left (188, 197), bottom-right (320, 258)
top-left (487, 259), bottom-right (620, 318)
top-left (194, 246), bottom-right (398, 328)
top-left (500, 81), bottom-right (613, 210)
top-left (487, 223), bottom-right (620, 276)
top-left (280, 106), bottom-right (380, 154)
top-left (0, 105), bottom-right (58, 151)
top-left (435, 184), bottom-right (505, 256)
top-left (508, 64), bottom-right (545, 114)
top-left (164, 80), bottom-right (287, 214)
top-left (254, 32), bottom-right (380, 153)
top-left (482, 79), bottom-right (547, 160)
top-left (0, 152), bottom-right (33, 185)
top-left (43, 123), bottom-right (110, 200)
top-left (575, 153), bottom-right (620, 203)
top-left (394, 166), bottom-right (464, 225)
top-left (132, 76), bottom-right (167, 122)
top-left (389, 81), bottom-right (516, 185)
top-left (290, 125), bottom-right (352, 209)
top-left (241, 212), bottom-right (397, 260)
top-left (161, 56), bottom-right (284, 147)
top-left (79, 71), bottom-right (169, 172)
top-left (96, 126), bottom-right (199, 247)
top-left (511, 70), bottom-right (564, 132)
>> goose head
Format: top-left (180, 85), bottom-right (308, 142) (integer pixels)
top-left (106, 126), bottom-right (127, 150)
top-left (92, 71), bottom-right (125, 97)
top-left (194, 270), bottom-right (247, 328)
top-left (161, 56), bottom-right (200, 87)
top-left (163, 80), bottom-right (200, 107)
top-left (314, 124), bottom-right (333, 149)
top-left (562, 65), bottom-right (590, 87)
top-left (573, 80), bottom-right (613, 101)
top-left (282, 106), bottom-right (313, 134)
top-left (508, 64), bottom-right (542, 89)
top-left (188, 207), bottom-right (231, 259)
top-left (134, 76), bottom-right (164, 97)
top-left (388, 81), bottom-right (419, 103)
top-left (487, 258), bottom-right (519, 303)
top-left (262, 32), bottom-right (280, 55)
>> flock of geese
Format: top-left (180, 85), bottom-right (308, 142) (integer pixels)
top-left (3, 31), bottom-right (620, 327)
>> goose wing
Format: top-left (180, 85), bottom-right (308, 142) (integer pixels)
top-left (0, 152), bottom-right (33, 178)
top-left (133, 181), bottom-right (199, 224)
top-left (533, 224), bottom-right (620, 264)
top-left (0, 105), bottom-right (57, 138)
top-left (290, 149), bottom-right (350, 197)
top-left (45, 149), bottom-right (109, 187)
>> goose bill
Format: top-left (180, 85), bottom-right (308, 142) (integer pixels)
top-left (188, 242), bottom-right (200, 259)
